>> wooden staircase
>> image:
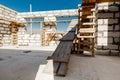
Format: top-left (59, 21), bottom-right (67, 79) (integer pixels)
top-left (77, 1), bottom-right (96, 56)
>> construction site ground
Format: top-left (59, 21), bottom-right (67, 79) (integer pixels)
top-left (0, 47), bottom-right (120, 80)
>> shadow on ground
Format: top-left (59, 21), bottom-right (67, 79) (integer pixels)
top-left (0, 49), bottom-right (53, 80)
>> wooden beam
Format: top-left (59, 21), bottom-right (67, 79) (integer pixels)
top-left (79, 28), bottom-right (96, 33)
top-left (18, 20), bottom-right (73, 24)
top-left (97, 0), bottom-right (120, 3)
top-left (77, 35), bottom-right (95, 38)
top-left (81, 22), bottom-right (96, 25)
top-left (79, 16), bottom-right (96, 19)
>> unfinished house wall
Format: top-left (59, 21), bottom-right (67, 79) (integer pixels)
top-left (96, 2), bottom-right (120, 53)
top-left (43, 16), bottom-right (57, 46)
top-left (0, 5), bottom-right (17, 46)
top-left (18, 27), bottom-right (40, 46)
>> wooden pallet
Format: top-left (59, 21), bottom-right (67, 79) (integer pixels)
top-left (77, 1), bottom-right (96, 56)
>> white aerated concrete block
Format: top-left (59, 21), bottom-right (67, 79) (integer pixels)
top-left (4, 40), bottom-right (11, 43)
top-left (97, 32), bottom-right (102, 37)
top-left (104, 19), bottom-right (108, 24)
top-left (35, 43), bottom-right (40, 46)
top-left (108, 32), bottom-right (113, 37)
top-left (0, 14), bottom-right (4, 17)
top-left (115, 25), bottom-right (120, 31)
top-left (108, 45), bottom-right (118, 50)
top-left (35, 38), bottom-right (40, 40)
top-left (5, 28), bottom-right (10, 31)
top-left (1, 31), bottom-right (7, 34)
top-left (108, 25), bottom-right (113, 31)
top-left (109, 19), bottom-right (118, 24)
top-left (98, 13), bottom-right (113, 18)
top-left (115, 12), bottom-right (120, 18)
top-left (7, 31), bottom-right (11, 34)
top-left (3, 24), bottom-right (8, 27)
top-left (103, 5), bottom-right (109, 10)
top-left (23, 37), bottom-right (29, 39)
top-left (24, 40), bottom-right (29, 43)
top-left (98, 19), bottom-right (103, 25)
top-left (0, 27), bottom-right (4, 30)
top-left (103, 31), bottom-right (108, 37)
top-left (18, 40), bottom-right (23, 43)
top-left (109, 6), bottom-right (119, 11)
top-left (113, 32), bottom-right (120, 37)
top-left (30, 40), bottom-right (36, 43)
top-left (98, 25), bottom-right (108, 31)
top-left (108, 38), bottom-right (113, 44)
top-left (29, 43), bottom-right (35, 46)
top-left (114, 38), bottom-right (119, 43)
top-left (97, 37), bottom-right (108, 46)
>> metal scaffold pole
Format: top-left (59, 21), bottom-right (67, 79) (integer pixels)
top-left (30, 4), bottom-right (32, 34)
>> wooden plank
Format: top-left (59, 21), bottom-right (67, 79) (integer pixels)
top-left (97, 0), bottom-right (120, 3)
top-left (60, 32), bottom-right (75, 41)
top-left (52, 42), bottom-right (64, 57)
top-left (47, 42), bottom-right (64, 74)
top-left (80, 42), bottom-right (94, 46)
top-left (77, 35), bottom-right (95, 38)
top-left (82, 0), bottom-right (96, 4)
top-left (56, 42), bottom-right (71, 61)
top-left (81, 22), bottom-right (96, 25)
top-left (79, 28), bottom-right (95, 33)
top-left (80, 8), bottom-right (95, 12)
top-left (80, 16), bottom-right (96, 19)
top-left (53, 42), bottom-right (68, 74)
top-left (53, 62), bottom-right (60, 75)
top-left (56, 42), bottom-right (72, 76)
top-left (47, 56), bottom-right (69, 63)
top-left (69, 27), bottom-right (76, 32)
top-left (57, 63), bottom-right (67, 76)
top-left (79, 48), bottom-right (92, 51)
top-left (92, 38), bottom-right (95, 56)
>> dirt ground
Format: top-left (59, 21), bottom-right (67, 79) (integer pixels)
top-left (0, 47), bottom-right (120, 80)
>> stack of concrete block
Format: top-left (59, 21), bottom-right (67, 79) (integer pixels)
top-left (96, 2), bottom-right (120, 51)
top-left (0, 5), bottom-right (17, 21)
top-left (0, 5), bottom-right (18, 46)
top-left (0, 20), bottom-right (11, 46)
top-left (18, 27), bottom-right (41, 46)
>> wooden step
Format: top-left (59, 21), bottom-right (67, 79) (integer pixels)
top-left (77, 35), bottom-right (95, 38)
top-left (79, 16), bottom-right (96, 19)
top-left (80, 8), bottom-right (95, 12)
top-left (81, 22), bottom-right (96, 25)
top-left (47, 56), bottom-right (69, 63)
top-left (79, 28), bottom-right (95, 33)
top-left (79, 48), bottom-right (93, 52)
top-left (80, 41), bottom-right (94, 45)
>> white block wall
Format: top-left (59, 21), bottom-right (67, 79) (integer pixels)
top-left (18, 27), bottom-right (41, 46)
top-left (96, 2), bottom-right (120, 51)
top-left (0, 5), bottom-right (17, 21)
top-left (0, 21), bottom-right (11, 46)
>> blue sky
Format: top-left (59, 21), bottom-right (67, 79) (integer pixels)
top-left (0, 0), bottom-right (81, 33)
top-left (0, 0), bottom-right (82, 12)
